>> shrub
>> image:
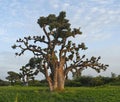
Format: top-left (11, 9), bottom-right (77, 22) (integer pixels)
top-left (90, 77), bottom-right (104, 86)
top-left (65, 80), bottom-right (82, 87)
top-left (0, 79), bottom-right (9, 86)
top-left (76, 76), bottom-right (93, 86)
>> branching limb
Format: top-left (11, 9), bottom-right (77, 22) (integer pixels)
top-left (64, 56), bottom-right (109, 77)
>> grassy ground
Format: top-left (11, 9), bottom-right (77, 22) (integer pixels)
top-left (0, 86), bottom-right (120, 102)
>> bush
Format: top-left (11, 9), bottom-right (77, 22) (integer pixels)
top-left (90, 77), bottom-right (104, 86)
top-left (109, 81), bottom-right (120, 86)
top-left (0, 79), bottom-right (9, 86)
top-left (65, 80), bottom-right (82, 87)
top-left (76, 76), bottom-right (93, 86)
top-left (29, 79), bottom-right (48, 86)
top-left (101, 77), bottom-right (112, 84)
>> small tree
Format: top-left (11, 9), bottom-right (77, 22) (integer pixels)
top-left (19, 58), bottom-right (39, 86)
top-left (90, 76), bottom-right (104, 86)
top-left (6, 71), bottom-right (20, 85)
top-left (19, 66), bottom-right (31, 86)
top-left (12, 11), bottom-right (108, 91)
top-left (0, 79), bottom-right (9, 86)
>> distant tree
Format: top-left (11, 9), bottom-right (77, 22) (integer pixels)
top-left (12, 11), bottom-right (108, 91)
top-left (19, 57), bottom-right (40, 86)
top-left (6, 71), bottom-right (20, 85)
top-left (111, 72), bottom-right (116, 78)
top-left (19, 66), bottom-right (35, 86)
top-left (0, 79), bottom-right (9, 86)
top-left (90, 76), bottom-right (104, 86)
top-left (117, 75), bottom-right (120, 80)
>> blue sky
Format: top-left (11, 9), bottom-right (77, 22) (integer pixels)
top-left (0, 0), bottom-right (120, 80)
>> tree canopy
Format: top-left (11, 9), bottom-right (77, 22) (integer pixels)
top-left (6, 71), bottom-right (20, 85)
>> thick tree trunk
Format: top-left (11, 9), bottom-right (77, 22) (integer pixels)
top-left (47, 77), bottom-right (54, 91)
top-left (57, 67), bottom-right (65, 90)
top-left (53, 66), bottom-right (58, 90)
top-left (46, 58), bottom-right (65, 91)
top-left (47, 67), bottom-right (65, 91)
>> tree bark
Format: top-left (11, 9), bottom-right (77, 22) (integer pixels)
top-left (46, 56), bottom-right (66, 91)
top-left (57, 67), bottom-right (65, 90)
top-left (47, 76), bottom-right (53, 91)
top-left (46, 66), bottom-right (65, 91)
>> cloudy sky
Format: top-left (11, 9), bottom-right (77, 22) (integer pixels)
top-left (0, 0), bottom-right (120, 80)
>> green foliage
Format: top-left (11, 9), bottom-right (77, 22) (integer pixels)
top-left (0, 79), bottom-right (9, 86)
top-left (6, 71), bottom-right (20, 85)
top-left (0, 86), bottom-right (120, 102)
top-left (66, 75), bottom-right (120, 87)
top-left (28, 80), bottom-right (48, 87)
top-left (65, 80), bottom-right (82, 87)
top-left (109, 81), bottom-right (120, 86)
top-left (37, 11), bottom-right (82, 39)
top-left (75, 76), bottom-right (93, 86)
top-left (90, 76), bottom-right (104, 86)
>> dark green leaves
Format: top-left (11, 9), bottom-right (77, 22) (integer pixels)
top-left (72, 28), bottom-right (82, 37)
top-left (12, 44), bottom-right (17, 49)
top-left (37, 17), bottom-right (47, 28)
top-left (37, 11), bottom-right (80, 39)
top-left (78, 43), bottom-right (88, 50)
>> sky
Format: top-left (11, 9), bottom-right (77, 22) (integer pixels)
top-left (0, 0), bottom-right (120, 80)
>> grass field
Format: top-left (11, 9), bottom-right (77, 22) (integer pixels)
top-left (0, 86), bottom-right (120, 102)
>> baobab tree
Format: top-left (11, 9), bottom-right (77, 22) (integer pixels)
top-left (19, 57), bottom-right (40, 86)
top-left (6, 71), bottom-right (20, 85)
top-left (12, 11), bottom-right (108, 91)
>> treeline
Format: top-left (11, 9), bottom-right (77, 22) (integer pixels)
top-left (0, 79), bottom-right (9, 86)
top-left (0, 73), bottom-right (120, 87)
top-left (0, 78), bottom-right (48, 86)
top-left (65, 74), bottom-right (120, 87)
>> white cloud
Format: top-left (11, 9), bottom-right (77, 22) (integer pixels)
top-left (72, 2), bottom-right (119, 41)
top-left (0, 51), bottom-right (32, 70)
top-left (89, 33), bottom-right (112, 41)
top-left (49, 0), bottom-right (60, 9)
top-left (62, 2), bottom-right (70, 10)
top-left (0, 28), bottom-right (6, 35)
top-left (91, 0), bottom-right (114, 4)
top-left (53, 4), bottom-right (59, 9)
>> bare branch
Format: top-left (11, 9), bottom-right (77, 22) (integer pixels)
top-left (65, 56), bottom-right (108, 76)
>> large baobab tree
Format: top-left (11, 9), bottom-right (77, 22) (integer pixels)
top-left (12, 11), bottom-right (108, 91)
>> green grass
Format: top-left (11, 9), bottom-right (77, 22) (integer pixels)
top-left (0, 86), bottom-right (120, 102)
